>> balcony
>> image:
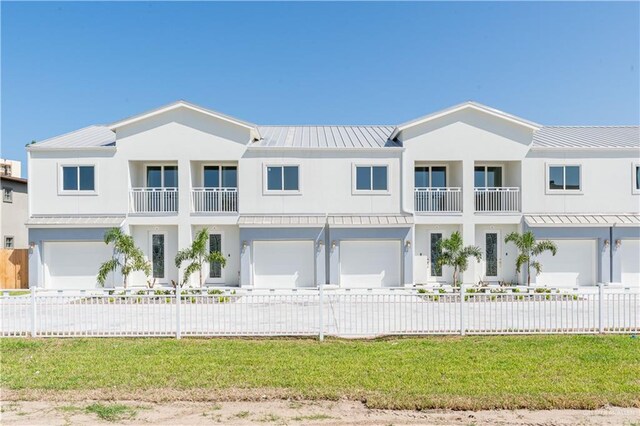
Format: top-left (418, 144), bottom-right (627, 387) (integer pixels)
top-left (130, 187), bottom-right (178, 214)
top-left (474, 187), bottom-right (520, 213)
top-left (414, 187), bottom-right (462, 213)
top-left (191, 188), bottom-right (238, 213)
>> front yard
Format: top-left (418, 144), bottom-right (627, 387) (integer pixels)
top-left (1, 335), bottom-right (639, 410)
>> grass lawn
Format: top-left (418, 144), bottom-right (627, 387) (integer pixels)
top-left (1, 335), bottom-right (639, 410)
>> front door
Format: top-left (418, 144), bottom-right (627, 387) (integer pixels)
top-left (208, 233), bottom-right (224, 284)
top-left (427, 232), bottom-right (443, 282)
top-left (484, 231), bottom-right (501, 281)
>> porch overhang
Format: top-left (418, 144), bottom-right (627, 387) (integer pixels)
top-left (524, 214), bottom-right (640, 228)
top-left (327, 214), bottom-right (413, 228)
top-left (26, 215), bottom-right (126, 228)
top-left (237, 215), bottom-right (326, 228)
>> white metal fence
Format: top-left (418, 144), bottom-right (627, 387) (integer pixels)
top-left (191, 188), bottom-right (238, 213)
top-left (414, 187), bottom-right (462, 213)
top-left (474, 187), bottom-right (520, 213)
top-left (1, 285), bottom-right (637, 338)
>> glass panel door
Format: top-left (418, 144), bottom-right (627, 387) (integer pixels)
top-left (209, 234), bottom-right (222, 280)
top-left (163, 166), bottom-right (178, 188)
top-left (415, 167), bottom-right (429, 188)
top-left (486, 167), bottom-right (502, 187)
top-left (152, 234), bottom-right (165, 279)
top-left (430, 167), bottom-right (447, 188)
top-left (485, 232), bottom-right (499, 279)
top-left (429, 232), bottom-right (443, 279)
top-left (221, 166), bottom-right (237, 188)
top-left (204, 166), bottom-right (220, 188)
top-left (146, 166), bottom-right (162, 188)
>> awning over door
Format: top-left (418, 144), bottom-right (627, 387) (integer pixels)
top-left (525, 214), bottom-right (640, 227)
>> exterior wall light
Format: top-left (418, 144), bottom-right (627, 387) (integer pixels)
top-left (331, 240), bottom-right (337, 250)
top-left (405, 240), bottom-right (412, 250)
top-left (242, 240), bottom-right (248, 251)
top-left (615, 239), bottom-right (622, 249)
top-left (317, 240), bottom-right (324, 249)
top-left (603, 239), bottom-right (610, 248)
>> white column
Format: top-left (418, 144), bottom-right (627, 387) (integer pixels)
top-left (177, 159), bottom-right (192, 286)
top-left (461, 160), bottom-right (477, 284)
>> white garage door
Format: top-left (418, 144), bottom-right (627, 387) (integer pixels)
top-left (536, 239), bottom-right (596, 287)
top-left (253, 241), bottom-right (315, 288)
top-left (44, 241), bottom-right (113, 289)
top-left (621, 239), bottom-right (640, 287)
top-left (340, 240), bottom-right (401, 288)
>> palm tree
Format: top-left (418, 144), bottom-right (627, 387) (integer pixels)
top-left (436, 231), bottom-right (482, 286)
top-left (504, 231), bottom-right (557, 285)
top-left (175, 228), bottom-right (227, 287)
top-left (97, 228), bottom-right (150, 288)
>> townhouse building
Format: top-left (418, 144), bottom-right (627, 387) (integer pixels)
top-left (26, 101), bottom-right (640, 289)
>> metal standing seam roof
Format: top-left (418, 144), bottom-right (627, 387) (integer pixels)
top-left (29, 126), bottom-right (116, 149)
top-left (327, 215), bottom-right (414, 227)
top-left (253, 126), bottom-right (399, 149)
top-left (238, 215), bottom-right (327, 227)
top-left (532, 126), bottom-right (640, 149)
top-left (525, 214), bottom-right (640, 227)
top-left (26, 215), bottom-right (126, 227)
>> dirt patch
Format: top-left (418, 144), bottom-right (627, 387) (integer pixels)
top-left (1, 400), bottom-right (639, 425)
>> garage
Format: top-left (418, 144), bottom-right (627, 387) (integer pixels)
top-left (536, 239), bottom-right (596, 287)
top-left (43, 241), bottom-right (113, 289)
top-left (253, 240), bottom-right (315, 288)
top-left (340, 240), bottom-right (401, 288)
top-left (620, 239), bottom-right (640, 287)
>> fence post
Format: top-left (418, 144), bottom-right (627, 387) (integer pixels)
top-left (598, 283), bottom-right (604, 334)
top-left (318, 284), bottom-right (324, 341)
top-left (30, 286), bottom-right (37, 338)
top-left (460, 284), bottom-right (466, 336)
top-left (176, 285), bottom-right (182, 339)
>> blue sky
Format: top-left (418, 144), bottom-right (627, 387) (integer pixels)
top-left (2, 1), bottom-right (639, 174)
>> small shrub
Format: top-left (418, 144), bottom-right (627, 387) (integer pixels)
top-left (85, 403), bottom-right (137, 422)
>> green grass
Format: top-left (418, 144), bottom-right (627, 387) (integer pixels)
top-left (1, 336), bottom-right (639, 410)
top-left (85, 403), bottom-right (138, 422)
top-left (1, 290), bottom-right (29, 296)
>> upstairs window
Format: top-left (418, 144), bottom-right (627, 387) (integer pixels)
top-left (474, 166), bottom-right (502, 188)
top-left (266, 165), bottom-right (299, 192)
top-left (3, 187), bottom-right (12, 203)
top-left (61, 165), bottom-right (95, 192)
top-left (548, 165), bottom-right (581, 191)
top-left (204, 166), bottom-right (237, 188)
top-left (4, 236), bottom-right (14, 249)
top-left (355, 165), bottom-right (388, 192)
top-left (415, 166), bottom-right (446, 188)
top-left (146, 165), bottom-right (177, 188)
top-left (634, 164), bottom-right (640, 194)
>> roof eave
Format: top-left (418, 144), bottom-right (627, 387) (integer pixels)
top-left (27, 146), bottom-right (117, 152)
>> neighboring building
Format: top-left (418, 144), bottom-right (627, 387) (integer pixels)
top-left (1, 174), bottom-right (29, 249)
top-left (0, 158), bottom-right (22, 179)
top-left (26, 101), bottom-right (640, 289)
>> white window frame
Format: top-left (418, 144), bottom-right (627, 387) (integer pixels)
top-left (58, 164), bottom-right (98, 195)
top-left (633, 162), bottom-right (640, 195)
top-left (145, 164), bottom-right (178, 188)
top-left (263, 163), bottom-right (301, 195)
top-left (201, 163), bottom-right (238, 188)
top-left (545, 163), bottom-right (583, 194)
top-left (149, 231), bottom-right (168, 282)
top-left (352, 163), bottom-right (390, 195)
top-left (3, 187), bottom-right (12, 203)
top-left (414, 163), bottom-right (449, 189)
top-left (4, 236), bottom-right (14, 249)
top-left (474, 164), bottom-right (504, 188)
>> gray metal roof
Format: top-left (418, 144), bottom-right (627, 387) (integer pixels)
top-left (525, 214), bottom-right (640, 227)
top-left (327, 214), bottom-right (414, 227)
top-left (26, 215), bottom-right (125, 227)
top-left (253, 126), bottom-right (399, 149)
top-left (30, 126), bottom-right (115, 149)
top-left (532, 126), bottom-right (640, 149)
top-left (238, 215), bottom-right (327, 227)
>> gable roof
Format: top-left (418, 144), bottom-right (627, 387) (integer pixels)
top-left (28, 125), bottom-right (116, 150)
top-left (532, 126), bottom-right (640, 149)
top-left (253, 126), bottom-right (399, 149)
top-left (109, 100), bottom-right (261, 140)
top-left (390, 101), bottom-right (541, 139)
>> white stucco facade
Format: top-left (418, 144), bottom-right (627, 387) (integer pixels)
top-left (25, 101), bottom-right (640, 289)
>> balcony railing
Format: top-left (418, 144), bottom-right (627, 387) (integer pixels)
top-left (191, 188), bottom-right (238, 213)
top-left (474, 187), bottom-right (520, 213)
top-left (130, 188), bottom-right (178, 214)
top-left (414, 187), bottom-right (462, 213)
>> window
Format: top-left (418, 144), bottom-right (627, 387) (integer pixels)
top-left (0, 163), bottom-right (12, 176)
top-left (415, 166), bottom-right (446, 188)
top-left (151, 234), bottom-right (165, 279)
top-left (355, 166), bottom-right (388, 191)
top-left (61, 166), bottom-right (95, 192)
top-left (265, 165), bottom-right (299, 192)
top-left (634, 164), bottom-right (640, 194)
top-left (474, 166), bottom-right (502, 188)
top-left (3, 187), bottom-right (12, 203)
top-left (204, 166), bottom-right (237, 188)
top-left (4, 237), bottom-right (14, 249)
top-left (146, 165), bottom-right (177, 188)
top-left (548, 165), bottom-right (581, 191)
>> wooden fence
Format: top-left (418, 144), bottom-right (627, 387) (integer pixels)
top-left (0, 249), bottom-right (29, 289)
